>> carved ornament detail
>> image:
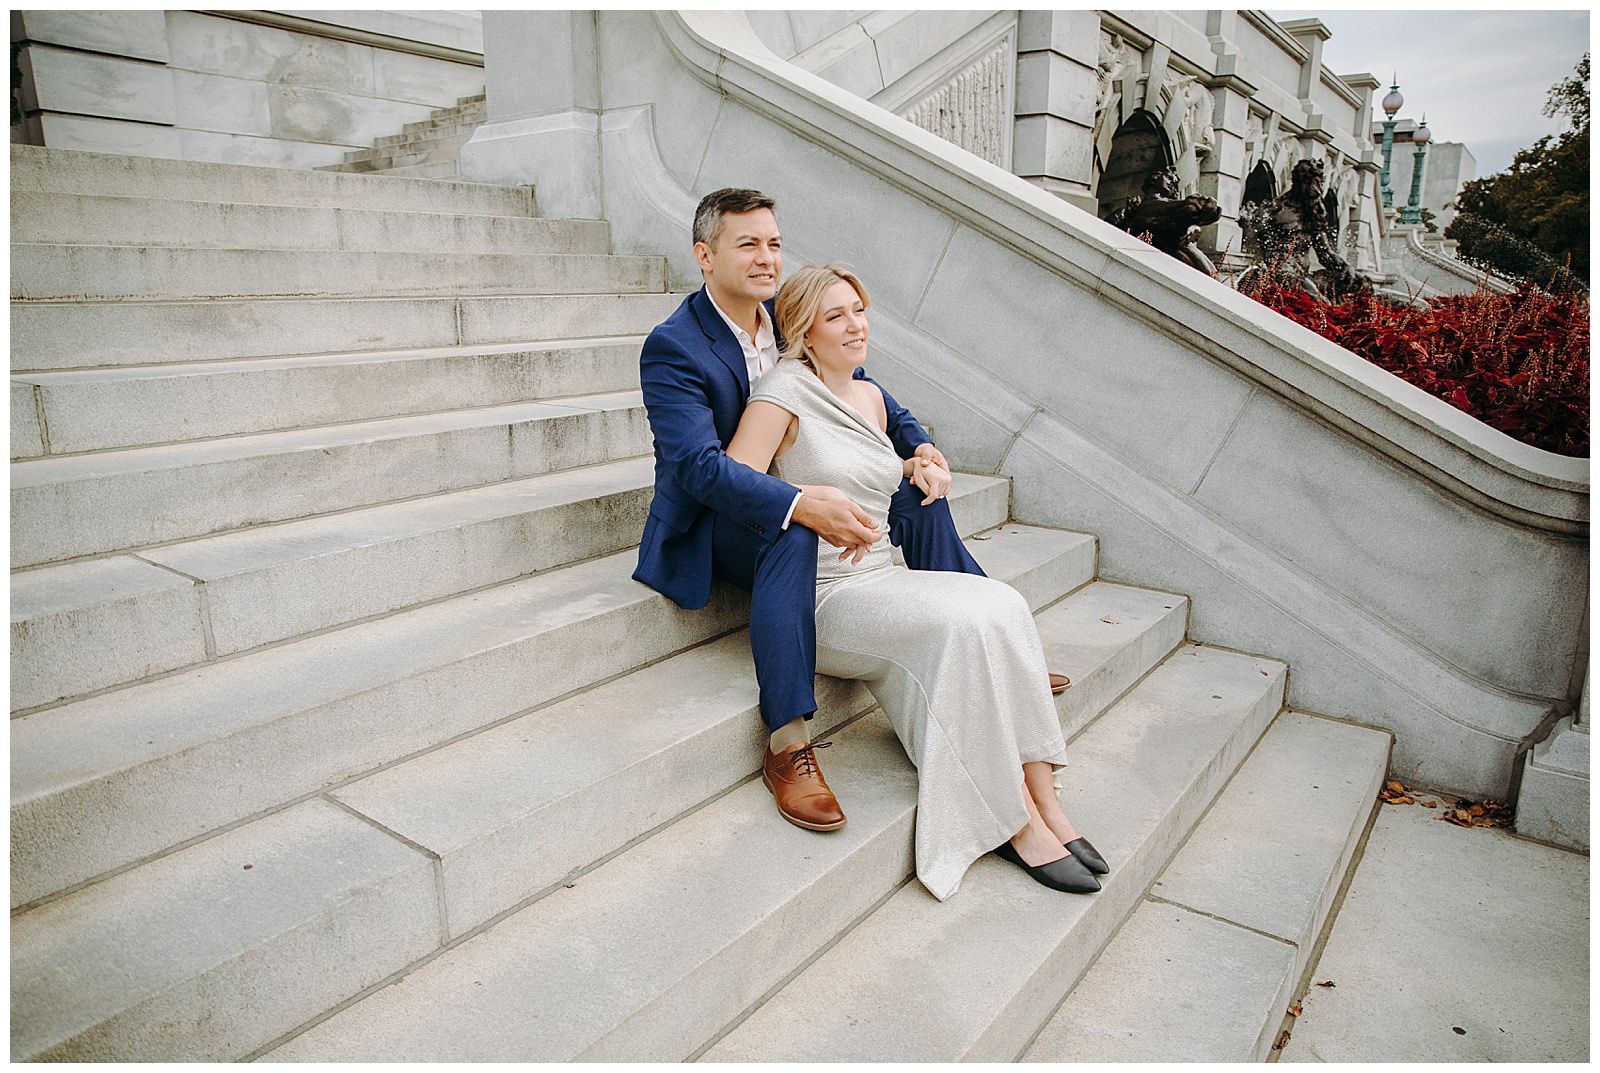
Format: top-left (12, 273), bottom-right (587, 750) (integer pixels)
top-left (1169, 73), bottom-right (1215, 159)
top-left (1095, 31), bottom-right (1139, 123)
top-left (899, 39), bottom-right (1011, 167)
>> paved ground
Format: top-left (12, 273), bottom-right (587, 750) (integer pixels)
top-left (1276, 795), bottom-right (1589, 1063)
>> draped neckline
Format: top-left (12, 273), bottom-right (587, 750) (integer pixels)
top-left (768, 359), bottom-right (894, 453)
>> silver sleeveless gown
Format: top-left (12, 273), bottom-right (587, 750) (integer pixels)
top-left (749, 359), bottom-right (1068, 900)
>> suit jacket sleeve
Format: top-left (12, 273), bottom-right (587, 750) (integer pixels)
top-left (854, 368), bottom-right (931, 458)
top-left (640, 331), bottom-right (798, 540)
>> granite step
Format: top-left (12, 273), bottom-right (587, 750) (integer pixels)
top-left (11, 550), bottom-right (742, 909)
top-left (11, 798), bottom-right (442, 1063)
top-left (11, 191), bottom-right (611, 255)
top-left (11, 391), bottom-right (649, 566)
top-left (12, 144), bottom-right (534, 216)
top-left (698, 644), bottom-right (1287, 1062)
top-left (361, 161), bottom-right (463, 180)
top-left (10, 470), bottom-right (1004, 707)
top-left (1020, 712), bottom-right (1390, 1063)
top-left (375, 119), bottom-right (482, 149)
top-left (262, 602), bottom-right (1215, 1063)
top-left (9, 486), bottom-right (1018, 905)
top-left (399, 105), bottom-right (483, 131)
top-left (325, 566), bottom-right (1143, 947)
top-left (341, 131), bottom-right (474, 166)
top-left (11, 245), bottom-right (666, 302)
top-left (12, 336), bottom-right (644, 457)
top-left (11, 457), bottom-right (655, 709)
top-left (11, 292), bottom-right (686, 371)
top-left (386, 102), bottom-right (484, 141)
top-left (11, 523), bottom-right (1090, 1061)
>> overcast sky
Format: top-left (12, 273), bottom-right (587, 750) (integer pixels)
top-left (1269, 8), bottom-right (1591, 177)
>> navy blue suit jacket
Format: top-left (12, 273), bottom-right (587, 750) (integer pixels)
top-left (633, 286), bottom-right (931, 610)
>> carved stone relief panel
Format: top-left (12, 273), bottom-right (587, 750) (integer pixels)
top-left (898, 35), bottom-right (1012, 168)
top-left (1094, 31), bottom-right (1138, 127)
top-left (1268, 131), bottom-right (1299, 187)
top-left (1167, 72), bottom-right (1214, 161)
top-left (1242, 111), bottom-right (1263, 173)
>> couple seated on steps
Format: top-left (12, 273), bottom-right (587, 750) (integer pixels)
top-left (632, 188), bottom-right (1106, 899)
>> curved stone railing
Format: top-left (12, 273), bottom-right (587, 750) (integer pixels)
top-left (464, 10), bottom-right (1587, 798)
top-left (1384, 225), bottom-right (1516, 298)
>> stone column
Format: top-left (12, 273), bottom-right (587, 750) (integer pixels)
top-left (458, 10), bottom-right (603, 218)
top-left (1010, 9), bottom-right (1101, 214)
top-left (1197, 70), bottom-right (1255, 260)
top-left (1351, 158), bottom-right (1381, 271)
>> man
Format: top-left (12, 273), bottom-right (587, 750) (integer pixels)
top-left (633, 188), bottom-right (1063, 832)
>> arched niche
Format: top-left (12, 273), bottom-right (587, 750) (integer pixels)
top-left (1096, 110), bottom-right (1173, 221)
top-left (1241, 159), bottom-right (1276, 210)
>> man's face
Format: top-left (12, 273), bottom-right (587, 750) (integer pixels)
top-left (695, 208), bottom-right (782, 306)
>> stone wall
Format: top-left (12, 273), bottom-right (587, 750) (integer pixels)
top-left (11, 10), bottom-right (484, 168)
top-left (740, 10), bottom-right (1390, 280)
top-left (458, 11), bottom-right (1588, 802)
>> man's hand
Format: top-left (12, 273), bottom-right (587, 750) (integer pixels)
top-left (908, 445), bottom-right (953, 506)
top-left (792, 486), bottom-right (881, 564)
top-left (912, 442), bottom-right (949, 470)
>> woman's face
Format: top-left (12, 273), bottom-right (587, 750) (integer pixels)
top-left (803, 279), bottom-right (868, 372)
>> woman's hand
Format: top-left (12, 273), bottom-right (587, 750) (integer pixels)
top-left (793, 485), bottom-right (881, 563)
top-left (907, 448), bottom-right (953, 506)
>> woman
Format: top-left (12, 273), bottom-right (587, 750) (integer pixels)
top-left (727, 263), bottom-right (1107, 900)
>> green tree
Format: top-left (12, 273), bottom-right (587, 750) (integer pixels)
top-left (1448, 53), bottom-right (1588, 283)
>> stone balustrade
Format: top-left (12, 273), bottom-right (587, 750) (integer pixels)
top-left (459, 10), bottom-right (1587, 801)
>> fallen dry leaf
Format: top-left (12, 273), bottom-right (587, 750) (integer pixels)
top-left (1438, 797), bottom-right (1512, 829)
top-left (1379, 778), bottom-right (1415, 805)
top-left (1260, 669), bottom-right (1269, 676)
top-left (1100, 615), bottom-right (1120, 624)
top-left (1272, 1030), bottom-right (1291, 1051)
top-left (1287, 1003), bottom-right (1303, 1017)
top-left (1421, 800), bottom-right (1437, 808)
top-left (1314, 980), bottom-right (1336, 988)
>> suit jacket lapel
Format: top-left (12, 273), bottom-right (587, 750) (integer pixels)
top-left (690, 287), bottom-right (750, 396)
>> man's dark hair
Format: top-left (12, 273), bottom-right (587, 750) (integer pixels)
top-left (693, 188), bottom-right (776, 249)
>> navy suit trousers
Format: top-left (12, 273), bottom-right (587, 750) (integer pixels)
top-left (712, 478), bottom-right (985, 731)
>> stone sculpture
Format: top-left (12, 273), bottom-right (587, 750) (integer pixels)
top-left (1107, 166), bottom-right (1221, 274)
top-left (1094, 32), bottom-right (1139, 121)
top-left (1248, 158), bottom-right (1370, 299)
top-left (1170, 73), bottom-right (1215, 159)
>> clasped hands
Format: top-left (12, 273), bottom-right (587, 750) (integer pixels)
top-left (792, 445), bottom-right (952, 564)
top-left (906, 443), bottom-right (953, 505)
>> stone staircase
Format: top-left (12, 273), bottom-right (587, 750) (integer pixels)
top-left (10, 144), bottom-right (1392, 1062)
top-left (317, 93), bottom-right (487, 180)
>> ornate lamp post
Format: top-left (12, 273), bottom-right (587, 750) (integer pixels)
top-left (1401, 116), bottom-right (1431, 224)
top-left (1379, 78), bottom-right (1404, 209)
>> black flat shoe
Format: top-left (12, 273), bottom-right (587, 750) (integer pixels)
top-left (1063, 837), bottom-right (1109, 875)
top-left (993, 841), bottom-right (1100, 894)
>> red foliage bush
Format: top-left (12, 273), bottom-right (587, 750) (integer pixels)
top-left (1237, 278), bottom-right (1590, 457)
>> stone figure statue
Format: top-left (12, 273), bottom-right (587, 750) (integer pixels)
top-left (1170, 74), bottom-right (1215, 159)
top-left (1107, 166), bottom-right (1222, 275)
top-left (1094, 32), bottom-right (1138, 121)
top-left (1250, 158), bottom-right (1370, 299)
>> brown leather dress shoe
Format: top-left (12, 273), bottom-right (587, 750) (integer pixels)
top-left (1049, 672), bottom-right (1072, 694)
top-left (762, 741), bottom-right (846, 831)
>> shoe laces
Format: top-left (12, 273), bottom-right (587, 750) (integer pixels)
top-left (782, 740), bottom-right (831, 778)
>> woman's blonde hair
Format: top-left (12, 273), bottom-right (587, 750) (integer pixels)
top-left (773, 263), bottom-right (871, 372)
